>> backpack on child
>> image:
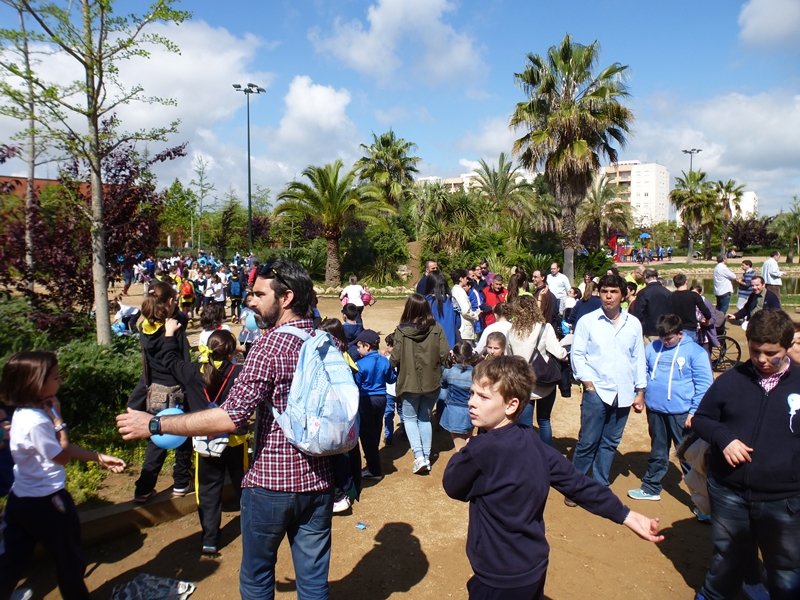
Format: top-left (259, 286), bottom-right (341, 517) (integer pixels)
top-left (230, 278), bottom-right (242, 299)
top-left (264, 326), bottom-right (359, 456)
top-left (181, 280), bottom-right (194, 299)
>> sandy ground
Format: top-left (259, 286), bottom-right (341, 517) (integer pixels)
top-left (23, 287), bottom-right (755, 599)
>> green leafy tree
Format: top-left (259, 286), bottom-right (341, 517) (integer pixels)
top-left (210, 187), bottom-right (247, 262)
top-left (160, 178), bottom-right (196, 248)
top-left (190, 156), bottom-right (215, 251)
top-left (577, 174), bottom-right (633, 250)
top-left (510, 33), bottom-right (633, 283)
top-left (355, 129), bottom-right (420, 207)
top-left (770, 197), bottom-right (800, 263)
top-left (2, 0), bottom-right (190, 344)
top-left (713, 179), bottom-right (745, 255)
top-left (275, 160), bottom-right (392, 287)
top-left (670, 170), bottom-right (715, 264)
top-left (472, 152), bottom-right (532, 217)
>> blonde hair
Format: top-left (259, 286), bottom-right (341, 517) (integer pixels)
top-left (510, 295), bottom-right (545, 338)
top-left (472, 355), bottom-right (535, 420)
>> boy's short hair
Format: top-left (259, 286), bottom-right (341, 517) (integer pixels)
top-left (656, 314), bottom-right (683, 337)
top-left (746, 309), bottom-right (795, 349)
top-left (626, 281), bottom-right (638, 295)
top-left (384, 333), bottom-right (395, 347)
top-left (486, 331), bottom-right (507, 349)
top-left (451, 269), bottom-right (468, 285)
top-left (472, 356), bottom-right (534, 420)
top-left (673, 273), bottom-right (687, 288)
top-left (743, 260), bottom-right (753, 267)
top-left (598, 274), bottom-right (625, 293)
top-left (341, 303), bottom-right (359, 321)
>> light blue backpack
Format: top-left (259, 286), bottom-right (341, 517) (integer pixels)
top-left (268, 326), bottom-right (360, 456)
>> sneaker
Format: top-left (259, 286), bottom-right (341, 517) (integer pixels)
top-left (693, 507), bottom-right (712, 523)
top-left (10, 588), bottom-right (33, 600)
top-left (425, 458), bottom-right (431, 471)
top-left (627, 488), bottom-right (661, 501)
top-left (361, 468), bottom-right (383, 481)
top-left (741, 582), bottom-right (770, 600)
top-left (412, 458), bottom-right (428, 474)
top-left (564, 497), bottom-right (577, 507)
top-left (333, 497), bottom-right (352, 514)
top-left (134, 489), bottom-right (157, 503)
top-left (172, 483), bottom-right (194, 497)
top-left (201, 545), bottom-right (218, 555)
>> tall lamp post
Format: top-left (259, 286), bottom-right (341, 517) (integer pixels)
top-left (232, 82), bottom-right (266, 251)
top-left (681, 148), bottom-right (702, 172)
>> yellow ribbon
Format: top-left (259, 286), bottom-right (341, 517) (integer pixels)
top-left (197, 345), bottom-right (223, 369)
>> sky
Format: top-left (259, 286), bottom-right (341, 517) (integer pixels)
top-left (1, 0), bottom-right (800, 216)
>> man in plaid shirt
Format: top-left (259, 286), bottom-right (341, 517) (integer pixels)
top-left (118, 258), bottom-right (334, 600)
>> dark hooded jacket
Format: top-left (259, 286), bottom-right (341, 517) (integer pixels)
top-left (389, 321), bottom-right (450, 396)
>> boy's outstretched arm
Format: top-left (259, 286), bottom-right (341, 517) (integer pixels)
top-left (623, 511), bottom-right (664, 543)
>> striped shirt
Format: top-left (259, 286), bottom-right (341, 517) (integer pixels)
top-left (222, 318), bottom-right (332, 492)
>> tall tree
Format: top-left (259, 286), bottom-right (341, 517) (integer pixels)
top-left (275, 160), bottom-right (391, 287)
top-left (510, 33), bottom-right (633, 283)
top-left (4, 0), bottom-right (189, 344)
top-left (355, 129), bottom-right (420, 207)
top-left (160, 178), bottom-right (196, 248)
top-left (770, 197), bottom-right (800, 263)
top-left (472, 152), bottom-right (532, 218)
top-left (670, 170), bottom-right (715, 264)
top-left (713, 179), bottom-right (745, 255)
top-left (577, 174), bottom-right (633, 250)
top-left (190, 156), bottom-right (215, 251)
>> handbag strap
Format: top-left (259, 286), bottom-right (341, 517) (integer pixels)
top-left (204, 365), bottom-right (236, 405)
top-left (140, 340), bottom-right (152, 386)
top-left (530, 323), bottom-right (547, 363)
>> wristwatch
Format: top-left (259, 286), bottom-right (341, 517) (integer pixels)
top-left (148, 416), bottom-right (162, 436)
top-left (54, 422), bottom-right (68, 433)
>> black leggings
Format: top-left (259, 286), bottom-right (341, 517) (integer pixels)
top-left (134, 438), bottom-right (193, 495)
top-left (197, 444), bottom-right (245, 547)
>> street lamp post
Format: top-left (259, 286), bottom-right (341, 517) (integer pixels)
top-left (232, 83), bottom-right (266, 251)
top-left (681, 148), bottom-right (702, 172)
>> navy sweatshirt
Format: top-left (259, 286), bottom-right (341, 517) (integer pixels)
top-left (693, 361), bottom-right (800, 502)
top-left (442, 423), bottom-right (630, 589)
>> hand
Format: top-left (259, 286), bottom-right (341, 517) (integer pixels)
top-left (164, 318), bottom-right (181, 337)
top-left (726, 314), bottom-right (735, 321)
top-left (582, 382), bottom-right (596, 393)
top-left (97, 454), bottom-right (127, 473)
top-left (44, 397), bottom-right (62, 422)
top-left (116, 408), bottom-right (154, 441)
top-left (632, 394), bottom-right (645, 413)
top-left (684, 414), bottom-right (694, 429)
top-left (623, 511), bottom-right (664, 543)
top-left (723, 439), bottom-right (753, 467)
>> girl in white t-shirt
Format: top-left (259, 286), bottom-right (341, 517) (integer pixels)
top-left (110, 295), bottom-right (141, 331)
top-left (0, 351), bottom-right (126, 599)
top-left (339, 275), bottom-right (367, 322)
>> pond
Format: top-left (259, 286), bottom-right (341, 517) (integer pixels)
top-left (672, 278), bottom-right (800, 295)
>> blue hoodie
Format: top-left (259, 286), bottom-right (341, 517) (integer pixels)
top-left (644, 336), bottom-right (714, 415)
top-left (426, 294), bottom-right (461, 348)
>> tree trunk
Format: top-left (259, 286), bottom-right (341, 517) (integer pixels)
top-left (325, 236), bottom-right (341, 288)
top-left (20, 5), bottom-right (35, 297)
top-left (687, 238), bottom-right (694, 265)
top-left (720, 223), bottom-right (728, 256)
top-left (561, 206), bottom-right (578, 284)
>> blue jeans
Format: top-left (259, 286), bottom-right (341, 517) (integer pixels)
top-left (239, 486), bottom-right (333, 600)
top-left (572, 390), bottom-right (630, 486)
top-left (683, 329), bottom-right (698, 343)
top-left (716, 293), bottom-right (732, 314)
top-left (401, 391), bottom-right (438, 461)
top-left (700, 480), bottom-right (800, 600)
top-left (641, 409), bottom-right (690, 495)
top-left (383, 395), bottom-right (404, 440)
top-left (518, 388), bottom-right (557, 446)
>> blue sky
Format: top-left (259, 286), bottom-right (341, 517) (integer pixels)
top-left (2, 0), bottom-right (799, 215)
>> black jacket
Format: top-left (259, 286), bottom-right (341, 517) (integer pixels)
top-left (693, 361), bottom-right (800, 501)
top-left (671, 290), bottom-right (711, 331)
top-left (443, 423), bottom-right (630, 589)
top-left (632, 281), bottom-right (674, 336)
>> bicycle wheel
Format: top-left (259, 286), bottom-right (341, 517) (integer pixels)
top-left (711, 335), bottom-right (742, 371)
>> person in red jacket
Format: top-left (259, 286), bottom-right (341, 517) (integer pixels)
top-left (483, 276), bottom-right (506, 327)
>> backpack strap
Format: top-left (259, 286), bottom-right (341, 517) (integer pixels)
top-left (204, 364), bottom-right (236, 405)
top-left (259, 325), bottom-right (313, 420)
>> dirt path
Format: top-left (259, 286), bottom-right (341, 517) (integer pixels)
top-left (25, 293), bottom-right (752, 599)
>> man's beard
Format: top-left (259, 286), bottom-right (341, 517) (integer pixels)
top-left (257, 296), bottom-right (282, 328)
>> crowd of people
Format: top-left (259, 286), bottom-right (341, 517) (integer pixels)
top-left (1, 250), bottom-right (799, 600)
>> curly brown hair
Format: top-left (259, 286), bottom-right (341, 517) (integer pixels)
top-left (510, 295), bottom-right (545, 338)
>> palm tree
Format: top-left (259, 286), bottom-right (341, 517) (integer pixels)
top-left (355, 129), bottom-right (421, 207)
top-left (670, 170), bottom-right (715, 264)
top-left (510, 33), bottom-right (633, 283)
top-left (472, 152), bottom-right (532, 218)
top-left (770, 196), bottom-right (800, 263)
top-left (713, 179), bottom-right (745, 255)
top-left (577, 174), bottom-right (633, 250)
top-left (275, 160), bottom-right (392, 287)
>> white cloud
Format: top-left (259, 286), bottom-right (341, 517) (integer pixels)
top-left (628, 91), bottom-right (800, 215)
top-left (459, 158), bottom-right (481, 172)
top-left (308, 0), bottom-right (486, 87)
top-left (456, 114), bottom-right (517, 161)
top-left (739, 0), bottom-right (800, 47)
top-left (373, 106), bottom-right (434, 124)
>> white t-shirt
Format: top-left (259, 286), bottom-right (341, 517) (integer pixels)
top-left (212, 282), bottom-right (225, 302)
top-left (217, 271), bottom-right (229, 285)
top-left (340, 284), bottom-right (365, 307)
top-left (547, 272), bottom-right (571, 301)
top-left (199, 324), bottom-right (231, 347)
top-left (114, 302), bottom-right (139, 321)
top-left (10, 407), bottom-right (66, 497)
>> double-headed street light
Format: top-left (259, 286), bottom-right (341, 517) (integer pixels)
top-left (232, 82), bottom-right (266, 251)
top-left (681, 148), bottom-right (702, 172)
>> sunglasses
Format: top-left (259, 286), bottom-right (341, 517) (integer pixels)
top-left (260, 260), bottom-right (289, 289)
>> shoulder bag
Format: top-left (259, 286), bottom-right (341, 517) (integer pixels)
top-left (528, 324), bottom-right (562, 386)
top-left (141, 342), bottom-right (185, 415)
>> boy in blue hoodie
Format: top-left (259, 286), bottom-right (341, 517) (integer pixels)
top-left (628, 314), bottom-right (714, 501)
top-left (355, 329), bottom-right (397, 480)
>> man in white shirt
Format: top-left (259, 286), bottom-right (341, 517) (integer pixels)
top-left (761, 251), bottom-right (785, 299)
top-left (546, 262), bottom-right (571, 315)
top-left (568, 274), bottom-right (646, 503)
top-left (450, 269), bottom-right (481, 342)
top-left (712, 254), bottom-right (741, 314)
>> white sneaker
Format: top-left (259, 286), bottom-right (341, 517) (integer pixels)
top-left (741, 582), bottom-right (770, 600)
top-left (332, 497), bottom-right (352, 513)
top-left (412, 457), bottom-right (428, 474)
top-left (10, 589), bottom-right (33, 600)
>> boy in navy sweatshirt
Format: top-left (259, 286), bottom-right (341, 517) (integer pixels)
top-left (355, 330), bottom-right (396, 480)
top-left (442, 356), bottom-right (663, 599)
top-left (342, 303), bottom-right (364, 362)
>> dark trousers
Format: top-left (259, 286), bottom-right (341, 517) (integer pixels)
top-left (467, 575), bottom-right (545, 600)
top-left (0, 490), bottom-right (89, 600)
top-left (197, 444), bottom-right (245, 547)
top-left (766, 284), bottom-right (781, 299)
top-left (122, 311), bottom-right (140, 331)
top-left (230, 298), bottom-right (242, 319)
top-left (134, 438), bottom-right (193, 495)
top-left (358, 394), bottom-right (387, 475)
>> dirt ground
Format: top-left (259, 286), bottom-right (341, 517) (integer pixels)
top-left (24, 290), bottom-right (756, 599)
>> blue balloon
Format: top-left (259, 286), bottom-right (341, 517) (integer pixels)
top-left (151, 407), bottom-right (188, 450)
top-left (245, 313), bottom-right (259, 332)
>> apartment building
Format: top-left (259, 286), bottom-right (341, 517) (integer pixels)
top-left (602, 161), bottom-right (672, 226)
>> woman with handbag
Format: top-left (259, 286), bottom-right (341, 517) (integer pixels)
top-left (158, 325), bottom-right (247, 554)
top-left (507, 295), bottom-right (568, 445)
top-left (127, 281), bottom-right (202, 502)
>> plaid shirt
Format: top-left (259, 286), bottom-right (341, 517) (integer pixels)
top-left (222, 318), bottom-right (332, 492)
top-left (757, 359), bottom-right (791, 393)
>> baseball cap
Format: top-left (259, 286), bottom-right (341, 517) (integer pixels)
top-left (355, 329), bottom-right (380, 347)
